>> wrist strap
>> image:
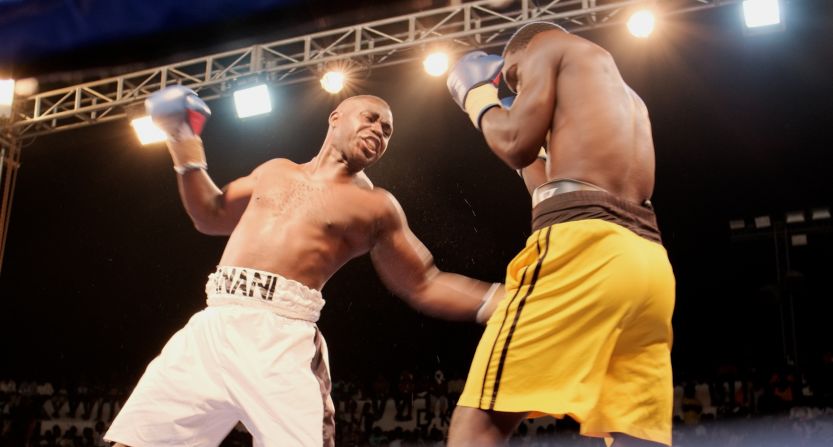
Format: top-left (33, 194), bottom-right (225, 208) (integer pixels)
top-left (464, 84), bottom-right (501, 130)
top-left (476, 282), bottom-right (501, 324)
top-left (174, 162), bottom-right (207, 175)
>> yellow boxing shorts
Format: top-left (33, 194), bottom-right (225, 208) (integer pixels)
top-left (458, 187), bottom-right (675, 446)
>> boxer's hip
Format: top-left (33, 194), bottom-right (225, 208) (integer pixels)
top-left (205, 265), bottom-right (325, 322)
top-left (531, 179), bottom-right (662, 244)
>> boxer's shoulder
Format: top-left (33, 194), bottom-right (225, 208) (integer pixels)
top-left (252, 158), bottom-right (299, 176)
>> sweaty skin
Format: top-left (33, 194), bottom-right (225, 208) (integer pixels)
top-left (448, 30), bottom-right (666, 447)
top-left (482, 29), bottom-right (655, 204)
top-left (168, 96), bottom-right (496, 321)
top-left (113, 98), bottom-right (502, 447)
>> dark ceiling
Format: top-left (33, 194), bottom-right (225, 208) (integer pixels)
top-left (0, 0), bottom-right (443, 80)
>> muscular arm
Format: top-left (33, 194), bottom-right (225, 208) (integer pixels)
top-left (480, 34), bottom-right (562, 170)
top-left (370, 192), bottom-right (498, 322)
top-left (170, 137), bottom-right (255, 236)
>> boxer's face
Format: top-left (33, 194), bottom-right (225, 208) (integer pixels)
top-left (342, 97), bottom-right (393, 168)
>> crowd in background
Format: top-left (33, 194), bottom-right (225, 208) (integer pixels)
top-left (2, 355), bottom-right (832, 446)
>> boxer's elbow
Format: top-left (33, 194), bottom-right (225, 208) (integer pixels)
top-left (501, 141), bottom-right (540, 170)
top-left (188, 210), bottom-right (234, 236)
top-left (488, 130), bottom-right (540, 169)
top-left (191, 218), bottom-right (226, 236)
top-left (186, 194), bottom-right (237, 235)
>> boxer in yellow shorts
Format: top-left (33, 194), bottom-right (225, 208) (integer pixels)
top-left (446, 22), bottom-right (675, 446)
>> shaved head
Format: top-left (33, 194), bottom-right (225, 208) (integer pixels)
top-left (503, 22), bottom-right (567, 58)
top-left (335, 95), bottom-right (390, 113)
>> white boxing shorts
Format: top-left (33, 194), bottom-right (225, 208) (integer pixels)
top-left (105, 266), bottom-right (335, 447)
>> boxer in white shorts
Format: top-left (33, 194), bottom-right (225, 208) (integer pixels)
top-left (105, 89), bottom-right (504, 447)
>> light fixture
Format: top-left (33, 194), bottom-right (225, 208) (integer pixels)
top-left (627, 10), bottom-right (656, 38)
top-left (130, 116), bottom-right (167, 145)
top-left (423, 52), bottom-right (450, 77)
top-left (754, 215), bottom-right (771, 229)
top-left (0, 79), bottom-right (14, 118)
top-left (785, 210), bottom-right (805, 225)
top-left (810, 207), bottom-right (831, 221)
top-left (320, 71), bottom-right (346, 94)
top-left (743, 0), bottom-right (781, 28)
top-left (729, 219), bottom-right (746, 231)
top-left (233, 84), bottom-right (272, 118)
top-left (790, 234), bottom-right (808, 247)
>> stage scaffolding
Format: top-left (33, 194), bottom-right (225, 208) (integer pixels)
top-left (0, 0), bottom-right (739, 272)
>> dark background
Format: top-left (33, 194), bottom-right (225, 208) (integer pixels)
top-left (0, 0), bottom-right (831, 387)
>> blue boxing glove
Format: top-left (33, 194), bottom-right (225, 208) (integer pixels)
top-left (146, 86), bottom-right (212, 174)
top-left (446, 51), bottom-right (503, 129)
top-left (145, 85), bottom-right (211, 140)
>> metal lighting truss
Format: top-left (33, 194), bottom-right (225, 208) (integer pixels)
top-left (0, 0), bottom-right (739, 272)
top-left (6, 0), bottom-right (739, 138)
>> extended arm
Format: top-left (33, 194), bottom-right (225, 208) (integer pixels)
top-left (170, 137), bottom-right (256, 235)
top-left (147, 86), bottom-right (255, 235)
top-left (370, 192), bottom-right (502, 323)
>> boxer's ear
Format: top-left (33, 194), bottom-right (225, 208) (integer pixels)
top-left (328, 110), bottom-right (340, 127)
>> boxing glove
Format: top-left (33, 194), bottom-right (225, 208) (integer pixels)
top-left (446, 51), bottom-right (503, 129)
top-left (145, 85), bottom-right (211, 140)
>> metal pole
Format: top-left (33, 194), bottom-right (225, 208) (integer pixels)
top-left (0, 132), bottom-right (21, 275)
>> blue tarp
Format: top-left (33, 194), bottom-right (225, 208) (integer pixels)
top-left (0, 0), bottom-right (300, 69)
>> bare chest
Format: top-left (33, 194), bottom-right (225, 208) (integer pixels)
top-left (251, 176), bottom-right (379, 242)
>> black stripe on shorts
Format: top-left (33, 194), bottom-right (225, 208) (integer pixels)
top-left (488, 226), bottom-right (552, 409)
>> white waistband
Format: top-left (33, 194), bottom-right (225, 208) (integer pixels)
top-left (205, 266), bottom-right (325, 322)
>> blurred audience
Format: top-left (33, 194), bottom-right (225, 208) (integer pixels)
top-left (2, 354), bottom-right (832, 446)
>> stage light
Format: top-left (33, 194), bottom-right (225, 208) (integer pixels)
top-left (743, 0), bottom-right (781, 28)
top-left (320, 71), bottom-right (345, 94)
top-left (423, 52), bottom-right (449, 77)
top-left (130, 116), bottom-right (167, 145)
top-left (729, 219), bottom-right (746, 231)
top-left (754, 215), bottom-right (771, 229)
top-left (0, 79), bottom-right (14, 118)
top-left (13, 77), bottom-right (38, 96)
top-left (233, 84), bottom-right (272, 118)
top-left (627, 10), bottom-right (655, 38)
top-left (791, 234), bottom-right (808, 247)
top-left (785, 210), bottom-right (805, 225)
top-left (810, 207), bottom-right (831, 221)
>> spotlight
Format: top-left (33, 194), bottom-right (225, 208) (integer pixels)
top-left (320, 71), bottom-right (345, 94)
top-left (423, 52), bottom-right (449, 77)
top-left (743, 0), bottom-right (781, 28)
top-left (233, 84), bottom-right (272, 118)
top-left (0, 79), bottom-right (14, 118)
top-left (14, 78), bottom-right (38, 97)
top-left (627, 10), bottom-right (655, 38)
top-left (130, 116), bottom-right (167, 145)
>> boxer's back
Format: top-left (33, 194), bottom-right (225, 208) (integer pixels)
top-left (534, 32), bottom-right (655, 203)
top-left (219, 158), bottom-right (387, 290)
